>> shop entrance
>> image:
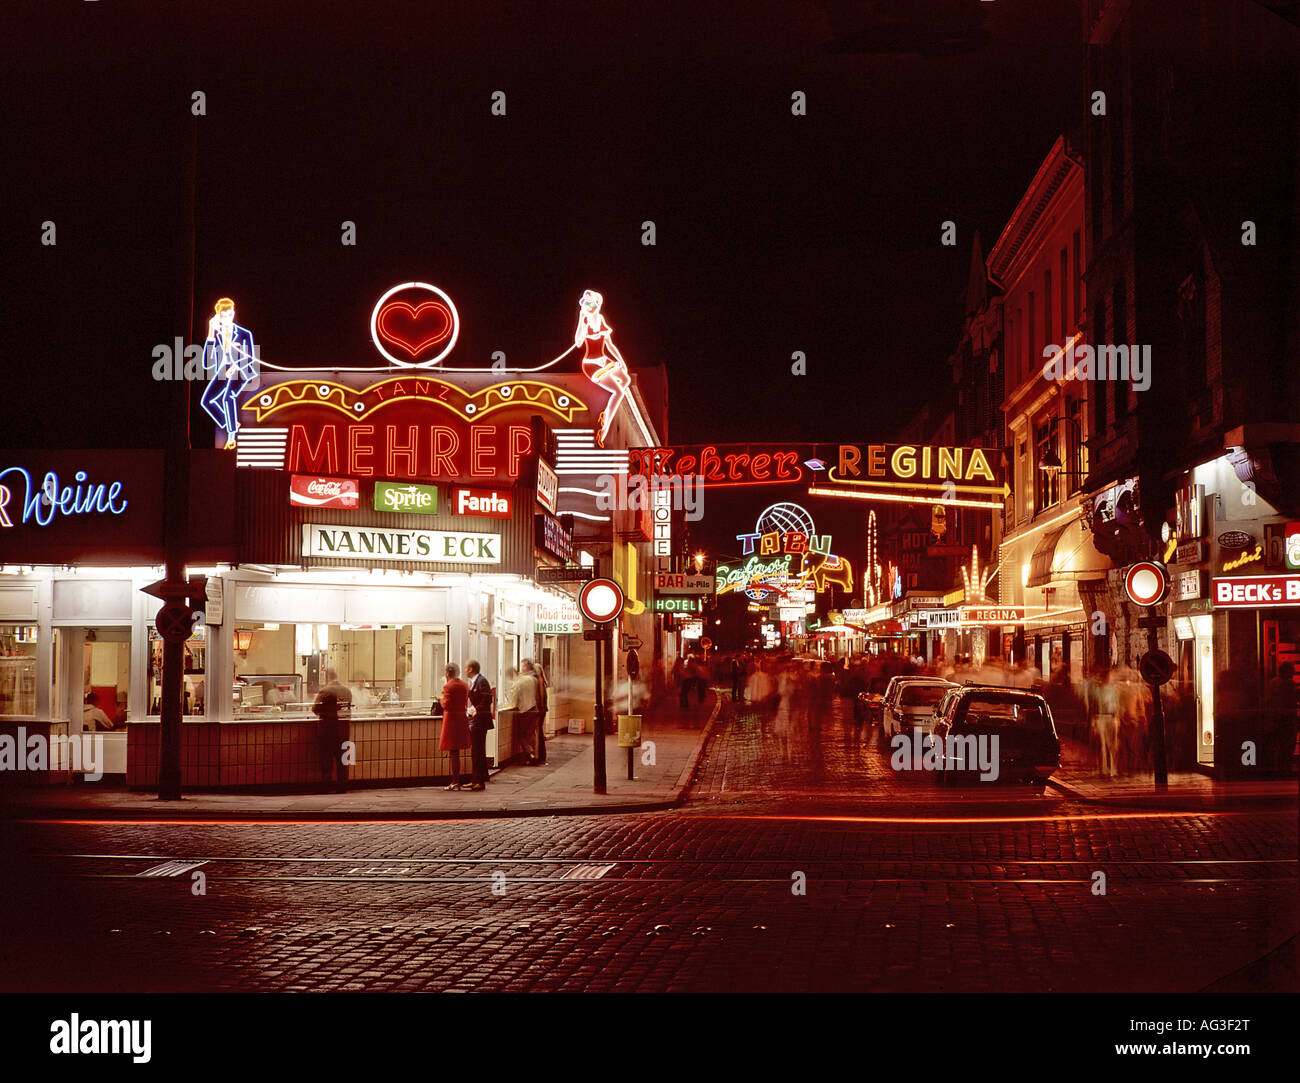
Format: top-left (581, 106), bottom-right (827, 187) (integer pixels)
top-left (418, 626), bottom-right (449, 703)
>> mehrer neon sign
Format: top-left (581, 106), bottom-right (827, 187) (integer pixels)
top-left (0, 467), bottom-right (128, 528)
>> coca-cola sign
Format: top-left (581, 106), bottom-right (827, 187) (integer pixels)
top-left (290, 474), bottom-right (360, 509)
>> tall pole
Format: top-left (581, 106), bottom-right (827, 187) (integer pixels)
top-left (160, 40), bottom-right (200, 801)
top-left (1148, 624), bottom-right (1169, 788)
top-left (592, 559), bottom-right (607, 794)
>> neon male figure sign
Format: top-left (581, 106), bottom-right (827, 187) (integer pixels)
top-left (573, 290), bottom-right (632, 447)
top-left (201, 298), bottom-right (259, 449)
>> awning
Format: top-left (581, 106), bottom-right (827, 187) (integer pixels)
top-left (1027, 517), bottom-right (1110, 588)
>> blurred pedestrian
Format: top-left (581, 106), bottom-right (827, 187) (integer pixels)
top-left (513, 660), bottom-right (542, 764)
top-left (1264, 662), bottom-right (1298, 774)
top-left (313, 668), bottom-right (352, 793)
top-left (439, 663), bottom-right (470, 790)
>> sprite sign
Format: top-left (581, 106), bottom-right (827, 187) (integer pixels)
top-left (374, 481), bottom-right (438, 514)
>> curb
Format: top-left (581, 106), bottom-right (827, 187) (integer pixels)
top-left (1047, 775), bottom-right (1299, 811)
top-left (0, 701), bottom-right (723, 824)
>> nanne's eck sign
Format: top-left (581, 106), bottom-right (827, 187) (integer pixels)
top-left (303, 523), bottom-right (500, 564)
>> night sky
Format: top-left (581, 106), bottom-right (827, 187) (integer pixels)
top-left (4, 0), bottom-right (1081, 451)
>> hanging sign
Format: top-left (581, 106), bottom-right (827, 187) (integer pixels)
top-left (374, 481), bottom-right (438, 513)
top-left (291, 475), bottom-right (360, 509)
top-left (302, 523), bottom-right (500, 564)
top-left (535, 598), bottom-right (582, 634)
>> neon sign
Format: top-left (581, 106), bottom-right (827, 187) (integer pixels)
top-left (0, 467), bottom-right (128, 528)
top-left (833, 444), bottom-right (998, 487)
top-left (1221, 544), bottom-right (1263, 572)
top-left (630, 445), bottom-right (805, 487)
top-left (370, 283), bottom-right (461, 367)
top-left (714, 554), bottom-right (794, 598)
top-left (573, 290), bottom-right (632, 446)
top-left (735, 502), bottom-right (829, 557)
top-left (286, 422), bottom-right (534, 482)
top-left (247, 377), bottom-right (585, 425)
top-left (201, 298), bottom-right (259, 448)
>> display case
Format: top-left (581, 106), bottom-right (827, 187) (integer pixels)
top-left (234, 673), bottom-right (304, 715)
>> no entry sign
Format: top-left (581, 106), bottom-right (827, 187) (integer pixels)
top-left (1125, 561), bottom-right (1169, 606)
top-left (579, 577), bottom-right (624, 623)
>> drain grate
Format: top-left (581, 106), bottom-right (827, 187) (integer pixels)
top-left (137, 860), bottom-right (207, 878)
top-left (560, 863), bottom-right (617, 880)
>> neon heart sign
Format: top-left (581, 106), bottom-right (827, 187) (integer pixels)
top-left (378, 300), bottom-right (453, 358)
top-left (370, 282), bottom-right (461, 367)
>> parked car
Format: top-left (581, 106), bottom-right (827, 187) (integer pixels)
top-left (879, 675), bottom-right (935, 723)
top-left (855, 675), bottom-right (890, 725)
top-left (931, 687), bottom-right (1061, 787)
top-left (882, 679), bottom-right (955, 738)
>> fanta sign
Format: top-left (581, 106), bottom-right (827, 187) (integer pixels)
top-left (454, 488), bottom-right (512, 519)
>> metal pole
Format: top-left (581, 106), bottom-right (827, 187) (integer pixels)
top-left (1148, 625), bottom-right (1168, 788)
top-left (160, 40), bottom-right (200, 802)
top-left (592, 560), bottom-right (607, 794)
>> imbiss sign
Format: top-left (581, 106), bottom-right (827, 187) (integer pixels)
top-left (302, 523), bottom-right (501, 564)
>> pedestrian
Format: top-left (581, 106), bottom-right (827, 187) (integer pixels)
top-left (313, 668), bottom-right (352, 793)
top-left (439, 663), bottom-right (470, 790)
top-left (535, 660), bottom-right (550, 765)
top-left (1264, 662), bottom-right (1298, 774)
top-left (513, 660), bottom-right (542, 764)
top-left (731, 656), bottom-right (744, 703)
top-left (672, 655), bottom-right (687, 709)
top-left (465, 660), bottom-right (494, 791)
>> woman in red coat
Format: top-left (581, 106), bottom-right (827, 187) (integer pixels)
top-left (439, 663), bottom-right (471, 790)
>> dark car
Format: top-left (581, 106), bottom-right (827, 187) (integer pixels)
top-left (855, 675), bottom-right (890, 725)
top-left (931, 687), bottom-right (1060, 787)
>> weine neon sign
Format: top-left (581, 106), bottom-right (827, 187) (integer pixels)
top-left (0, 467), bottom-right (128, 528)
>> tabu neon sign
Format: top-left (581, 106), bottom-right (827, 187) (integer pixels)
top-left (0, 467), bottom-right (128, 528)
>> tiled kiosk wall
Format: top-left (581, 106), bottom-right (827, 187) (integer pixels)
top-left (127, 715), bottom-right (517, 790)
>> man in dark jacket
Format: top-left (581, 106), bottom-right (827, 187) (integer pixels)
top-left (466, 660), bottom-right (495, 791)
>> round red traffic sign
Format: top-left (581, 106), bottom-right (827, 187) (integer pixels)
top-left (1124, 561), bottom-right (1169, 606)
top-left (579, 577), bottom-right (624, 623)
top-left (1139, 649), bottom-right (1176, 685)
top-left (700, 636), bottom-right (713, 651)
top-left (155, 601), bottom-right (194, 642)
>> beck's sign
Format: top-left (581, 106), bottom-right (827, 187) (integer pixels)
top-left (1211, 574), bottom-right (1300, 608)
top-left (302, 523), bottom-right (500, 564)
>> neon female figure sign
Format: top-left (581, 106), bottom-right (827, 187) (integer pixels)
top-left (573, 290), bottom-right (632, 446)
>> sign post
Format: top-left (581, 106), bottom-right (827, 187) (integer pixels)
top-left (1125, 561), bottom-right (1171, 787)
top-left (579, 573), bottom-right (625, 794)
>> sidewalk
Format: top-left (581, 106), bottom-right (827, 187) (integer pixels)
top-left (0, 693), bottom-right (723, 822)
top-left (1048, 734), bottom-right (1299, 810)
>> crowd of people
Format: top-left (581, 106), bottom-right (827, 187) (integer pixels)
top-left (713, 648), bottom-right (1298, 779)
top-left (310, 660), bottom-right (550, 793)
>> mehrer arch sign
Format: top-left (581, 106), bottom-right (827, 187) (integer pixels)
top-left (630, 442), bottom-right (1004, 509)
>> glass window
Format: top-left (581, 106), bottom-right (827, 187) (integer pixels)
top-left (1035, 420), bottom-right (1059, 512)
top-left (83, 629), bottom-right (131, 727)
top-left (233, 622), bottom-right (417, 716)
top-left (148, 621), bottom-right (206, 716)
top-left (0, 625), bottom-right (39, 716)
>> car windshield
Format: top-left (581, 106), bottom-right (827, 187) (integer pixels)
top-left (961, 698), bottom-right (1049, 728)
top-left (900, 684), bottom-right (949, 707)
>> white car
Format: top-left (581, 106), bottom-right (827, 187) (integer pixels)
top-left (882, 679), bottom-right (955, 738)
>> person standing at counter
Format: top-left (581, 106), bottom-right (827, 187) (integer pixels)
top-left (313, 669), bottom-right (352, 793)
top-left (513, 661), bottom-right (541, 765)
top-left (439, 663), bottom-right (471, 790)
top-left (465, 660), bottom-right (494, 792)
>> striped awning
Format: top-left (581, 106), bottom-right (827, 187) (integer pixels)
top-left (1027, 517), bottom-right (1110, 587)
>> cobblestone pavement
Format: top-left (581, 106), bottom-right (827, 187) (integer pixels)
top-left (1, 697), bottom-right (1295, 993)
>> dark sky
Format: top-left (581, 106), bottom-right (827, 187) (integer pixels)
top-left (3, 0), bottom-right (1081, 457)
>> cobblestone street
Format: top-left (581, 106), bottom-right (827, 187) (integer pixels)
top-left (3, 701), bottom-right (1295, 993)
